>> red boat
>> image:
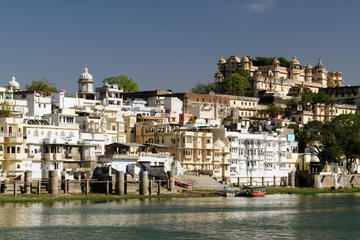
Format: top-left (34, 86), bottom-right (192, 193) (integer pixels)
top-left (236, 186), bottom-right (267, 197)
top-left (174, 178), bottom-right (193, 189)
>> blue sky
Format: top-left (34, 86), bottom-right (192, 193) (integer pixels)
top-left (0, 0), bottom-right (359, 92)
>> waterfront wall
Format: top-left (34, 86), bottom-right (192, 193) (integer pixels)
top-left (314, 174), bottom-right (360, 189)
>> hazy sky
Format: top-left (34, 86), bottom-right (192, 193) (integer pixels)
top-left (0, 0), bottom-right (359, 93)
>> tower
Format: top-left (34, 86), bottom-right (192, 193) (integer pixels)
top-left (8, 73), bottom-right (20, 91)
top-left (305, 63), bottom-right (313, 82)
top-left (273, 58), bottom-right (280, 80)
top-left (289, 56), bottom-right (300, 81)
top-left (241, 55), bottom-right (250, 70)
top-left (313, 59), bottom-right (327, 87)
top-left (78, 65), bottom-right (95, 100)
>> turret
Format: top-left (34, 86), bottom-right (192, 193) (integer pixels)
top-left (313, 59), bottom-right (328, 86)
top-left (241, 55), bottom-right (250, 70)
top-left (78, 65), bottom-right (96, 100)
top-left (273, 58), bottom-right (280, 80)
top-left (289, 56), bottom-right (300, 81)
top-left (305, 63), bottom-right (313, 82)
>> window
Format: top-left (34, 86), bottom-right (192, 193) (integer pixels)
top-left (207, 150), bottom-right (211, 156)
top-left (12, 147), bottom-right (16, 154)
top-left (7, 147), bottom-right (10, 154)
top-left (17, 147), bottom-right (20, 153)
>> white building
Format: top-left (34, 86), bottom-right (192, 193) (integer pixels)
top-left (226, 130), bottom-right (298, 185)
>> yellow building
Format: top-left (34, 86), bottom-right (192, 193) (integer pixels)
top-left (0, 117), bottom-right (26, 179)
top-left (215, 55), bottom-right (342, 96)
top-left (291, 103), bottom-right (357, 125)
top-left (135, 121), bottom-right (230, 181)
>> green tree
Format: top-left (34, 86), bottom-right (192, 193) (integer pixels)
top-left (222, 67), bottom-right (250, 95)
top-left (296, 114), bottom-right (360, 173)
top-left (0, 101), bottom-right (12, 117)
top-left (191, 83), bottom-right (215, 94)
top-left (104, 75), bottom-right (139, 92)
top-left (296, 120), bottom-right (342, 170)
top-left (250, 56), bottom-right (290, 67)
top-left (26, 77), bottom-right (57, 94)
top-left (330, 114), bottom-right (360, 173)
top-left (258, 103), bottom-right (285, 118)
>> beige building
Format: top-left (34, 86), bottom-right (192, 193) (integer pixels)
top-left (135, 121), bottom-right (230, 181)
top-left (215, 55), bottom-right (343, 96)
top-left (290, 103), bottom-right (357, 125)
top-left (0, 117), bottom-right (26, 179)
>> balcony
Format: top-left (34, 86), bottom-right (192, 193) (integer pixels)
top-left (4, 133), bottom-right (23, 143)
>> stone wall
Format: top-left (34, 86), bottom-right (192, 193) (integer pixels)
top-left (314, 174), bottom-right (360, 188)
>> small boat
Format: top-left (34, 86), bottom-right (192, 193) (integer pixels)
top-left (236, 186), bottom-right (267, 197)
top-left (174, 178), bottom-right (193, 189)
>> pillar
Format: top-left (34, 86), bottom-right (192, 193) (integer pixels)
top-left (168, 171), bottom-right (175, 192)
top-left (115, 171), bottom-right (125, 195)
top-left (37, 181), bottom-right (41, 195)
top-left (24, 171), bottom-right (32, 194)
top-left (85, 179), bottom-right (90, 195)
top-left (149, 179), bottom-right (152, 195)
top-left (250, 177), bottom-right (253, 186)
top-left (157, 180), bottom-right (161, 195)
top-left (124, 173), bottom-right (127, 194)
top-left (106, 180), bottom-right (110, 195)
top-left (140, 171), bottom-right (149, 195)
top-left (49, 170), bottom-right (59, 195)
top-left (13, 181), bottom-right (17, 196)
top-left (273, 176), bottom-right (276, 187)
top-left (291, 171), bottom-right (295, 188)
top-left (261, 177), bottom-right (265, 186)
top-left (64, 179), bottom-right (68, 194)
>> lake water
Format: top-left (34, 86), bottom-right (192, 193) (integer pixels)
top-left (0, 194), bottom-right (359, 239)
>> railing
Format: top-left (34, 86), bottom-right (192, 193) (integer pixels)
top-left (0, 175), bottom-right (175, 196)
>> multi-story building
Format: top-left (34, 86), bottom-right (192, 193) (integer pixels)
top-left (215, 55), bottom-right (343, 96)
top-left (224, 129), bottom-right (298, 185)
top-left (319, 86), bottom-right (360, 108)
top-left (0, 117), bottom-right (26, 179)
top-left (290, 103), bottom-right (357, 125)
top-left (134, 121), bottom-right (230, 181)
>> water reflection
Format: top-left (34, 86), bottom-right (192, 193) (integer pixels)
top-left (0, 194), bottom-right (360, 239)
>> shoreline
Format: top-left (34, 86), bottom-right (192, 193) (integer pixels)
top-left (0, 187), bottom-right (359, 204)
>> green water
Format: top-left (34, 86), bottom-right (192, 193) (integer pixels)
top-left (0, 194), bottom-right (359, 239)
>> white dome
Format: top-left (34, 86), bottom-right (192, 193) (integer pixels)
top-left (80, 65), bottom-right (93, 80)
top-left (8, 74), bottom-right (20, 89)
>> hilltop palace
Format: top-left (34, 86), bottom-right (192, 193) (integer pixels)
top-left (214, 55), bottom-right (343, 96)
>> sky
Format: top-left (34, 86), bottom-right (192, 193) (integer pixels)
top-left (0, 0), bottom-right (359, 93)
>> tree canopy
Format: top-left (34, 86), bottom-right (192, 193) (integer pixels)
top-left (258, 103), bottom-right (286, 118)
top-left (295, 114), bottom-right (360, 173)
top-left (104, 75), bottom-right (139, 92)
top-left (222, 67), bottom-right (250, 95)
top-left (26, 77), bottom-right (57, 94)
top-left (191, 83), bottom-right (215, 94)
top-left (250, 56), bottom-right (290, 68)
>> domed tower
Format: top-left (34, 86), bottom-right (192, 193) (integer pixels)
top-left (241, 55), bottom-right (250, 70)
top-left (226, 55), bottom-right (241, 75)
top-left (78, 65), bottom-right (95, 100)
top-left (8, 73), bottom-right (20, 91)
top-left (273, 58), bottom-right (280, 80)
top-left (289, 56), bottom-right (300, 81)
top-left (217, 56), bottom-right (226, 72)
top-left (305, 63), bottom-right (313, 82)
top-left (313, 59), bottom-right (328, 87)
